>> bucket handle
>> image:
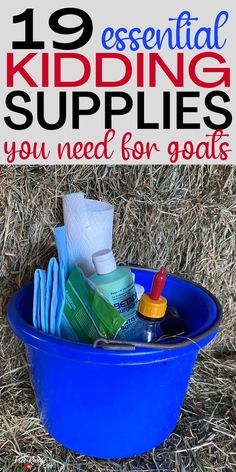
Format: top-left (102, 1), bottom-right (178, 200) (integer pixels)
top-left (93, 337), bottom-right (180, 351)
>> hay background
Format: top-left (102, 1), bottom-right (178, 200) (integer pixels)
top-left (0, 165), bottom-right (235, 471)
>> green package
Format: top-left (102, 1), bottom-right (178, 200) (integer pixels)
top-left (61, 266), bottom-right (125, 344)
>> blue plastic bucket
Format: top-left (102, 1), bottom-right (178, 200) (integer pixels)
top-left (7, 268), bottom-right (222, 459)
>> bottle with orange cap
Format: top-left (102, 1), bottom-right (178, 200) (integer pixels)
top-left (136, 266), bottom-right (167, 343)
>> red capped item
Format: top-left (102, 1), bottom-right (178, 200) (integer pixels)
top-left (150, 266), bottom-right (167, 300)
top-left (138, 266), bottom-right (167, 319)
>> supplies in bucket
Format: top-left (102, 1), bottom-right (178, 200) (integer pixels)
top-left (32, 192), bottom-right (186, 345)
top-left (7, 191), bottom-right (223, 459)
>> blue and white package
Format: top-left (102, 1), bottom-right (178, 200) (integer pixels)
top-left (33, 269), bottom-right (47, 331)
top-left (33, 257), bottom-right (64, 337)
top-left (48, 258), bottom-right (59, 336)
top-left (55, 262), bottom-right (66, 336)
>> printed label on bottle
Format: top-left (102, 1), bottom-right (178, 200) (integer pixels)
top-left (116, 314), bottom-right (144, 341)
top-left (109, 281), bottom-right (138, 320)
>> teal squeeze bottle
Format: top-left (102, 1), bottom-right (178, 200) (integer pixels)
top-left (90, 250), bottom-right (138, 334)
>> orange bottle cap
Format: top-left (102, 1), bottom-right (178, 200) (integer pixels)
top-left (138, 294), bottom-right (167, 319)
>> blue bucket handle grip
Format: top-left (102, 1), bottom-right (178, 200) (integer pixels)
top-left (93, 336), bottom-right (203, 351)
top-left (93, 337), bottom-right (194, 351)
top-left (93, 338), bottom-right (137, 351)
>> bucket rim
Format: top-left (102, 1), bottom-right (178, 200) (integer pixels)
top-left (7, 269), bottom-right (222, 355)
